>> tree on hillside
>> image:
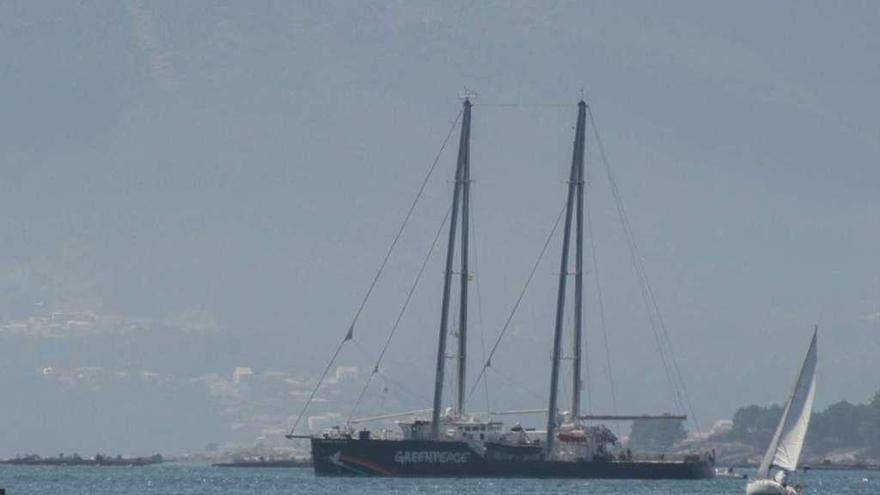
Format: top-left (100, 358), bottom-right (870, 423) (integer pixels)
top-left (726, 404), bottom-right (783, 448)
top-left (859, 391), bottom-right (880, 455)
top-left (629, 419), bottom-right (686, 452)
top-left (808, 400), bottom-right (866, 452)
top-left (724, 389), bottom-right (880, 459)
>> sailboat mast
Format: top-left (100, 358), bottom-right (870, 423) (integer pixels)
top-left (457, 100), bottom-right (472, 415)
top-left (571, 100), bottom-right (586, 419)
top-left (431, 98), bottom-right (471, 438)
top-left (546, 101), bottom-right (587, 455)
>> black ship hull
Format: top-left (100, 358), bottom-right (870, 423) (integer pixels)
top-left (310, 438), bottom-right (714, 479)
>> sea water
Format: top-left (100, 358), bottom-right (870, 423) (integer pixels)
top-left (0, 465), bottom-right (875, 495)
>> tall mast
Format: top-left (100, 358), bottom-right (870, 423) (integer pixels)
top-left (571, 101), bottom-right (586, 419)
top-left (457, 100), bottom-right (472, 415)
top-left (546, 100), bottom-right (587, 456)
top-left (431, 98), bottom-right (472, 438)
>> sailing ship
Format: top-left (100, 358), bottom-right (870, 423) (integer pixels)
top-left (290, 98), bottom-right (715, 479)
top-left (746, 328), bottom-right (818, 495)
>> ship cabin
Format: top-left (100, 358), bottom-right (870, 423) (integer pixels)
top-left (397, 415), bottom-right (504, 446)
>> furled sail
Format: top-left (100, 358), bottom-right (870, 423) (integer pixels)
top-left (756, 329), bottom-right (818, 478)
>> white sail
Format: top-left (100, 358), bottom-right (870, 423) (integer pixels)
top-left (756, 329), bottom-right (818, 478)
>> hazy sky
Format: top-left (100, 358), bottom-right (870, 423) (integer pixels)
top-left (1, 1), bottom-right (879, 434)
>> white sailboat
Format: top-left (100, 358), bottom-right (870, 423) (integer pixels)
top-left (746, 328), bottom-right (818, 495)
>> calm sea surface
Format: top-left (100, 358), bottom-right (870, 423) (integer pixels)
top-left (0, 464), bottom-right (875, 495)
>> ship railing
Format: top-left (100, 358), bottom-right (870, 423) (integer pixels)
top-left (369, 429), bottom-right (403, 440)
top-left (612, 451), bottom-right (714, 463)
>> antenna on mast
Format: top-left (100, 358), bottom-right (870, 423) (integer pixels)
top-left (459, 87), bottom-right (478, 101)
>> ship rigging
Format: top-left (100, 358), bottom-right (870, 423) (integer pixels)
top-left (286, 96), bottom-right (714, 479)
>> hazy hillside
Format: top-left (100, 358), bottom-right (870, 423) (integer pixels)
top-left (706, 390), bottom-right (880, 465)
top-left (1, 1), bottom-right (879, 455)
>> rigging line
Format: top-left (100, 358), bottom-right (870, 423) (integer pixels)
top-left (286, 338), bottom-right (348, 437)
top-left (646, 269), bottom-right (702, 430)
top-left (473, 103), bottom-right (573, 108)
top-left (346, 205), bottom-right (453, 425)
top-left (469, 192), bottom-right (493, 416)
top-left (586, 104), bottom-right (701, 432)
top-left (467, 201), bottom-right (568, 402)
top-left (287, 108), bottom-right (463, 436)
top-left (584, 104), bottom-right (678, 410)
top-left (562, 239), bottom-right (592, 414)
top-left (582, 297), bottom-right (592, 413)
top-left (364, 369), bottom-right (425, 412)
top-left (587, 106), bottom-right (681, 416)
top-left (377, 369), bottom-right (433, 405)
top-left (350, 323), bottom-right (434, 387)
top-left (350, 339), bottom-right (433, 406)
top-left (349, 107), bottom-right (463, 338)
top-left (584, 157), bottom-right (622, 437)
top-left (564, 291), bottom-right (576, 411)
top-left (490, 366), bottom-right (547, 404)
top-left (583, 164), bottom-right (620, 436)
